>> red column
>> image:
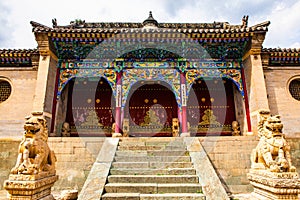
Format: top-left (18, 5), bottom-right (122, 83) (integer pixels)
top-left (180, 72), bottom-right (188, 134)
top-left (115, 72), bottom-right (122, 134)
top-left (50, 67), bottom-right (60, 134)
top-left (241, 68), bottom-right (252, 133)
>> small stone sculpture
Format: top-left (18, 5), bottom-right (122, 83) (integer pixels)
top-left (11, 112), bottom-right (56, 175)
top-left (61, 122), bottom-right (71, 137)
top-left (247, 109), bottom-right (300, 199)
top-left (172, 118), bottom-right (179, 137)
top-left (4, 112), bottom-right (58, 200)
top-left (122, 118), bottom-right (129, 137)
top-left (251, 111), bottom-right (295, 172)
top-left (231, 121), bottom-right (240, 136)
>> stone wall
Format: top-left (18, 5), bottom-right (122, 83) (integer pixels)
top-left (0, 69), bottom-right (37, 137)
top-left (0, 137), bottom-right (105, 191)
top-left (264, 67), bottom-right (300, 137)
top-left (0, 136), bottom-right (299, 194)
top-left (200, 136), bottom-right (300, 194)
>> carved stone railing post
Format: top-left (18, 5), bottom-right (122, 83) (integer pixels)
top-left (3, 112), bottom-right (58, 200)
top-left (247, 109), bottom-right (300, 199)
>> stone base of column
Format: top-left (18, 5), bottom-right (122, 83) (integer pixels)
top-left (112, 132), bottom-right (122, 137)
top-left (180, 132), bottom-right (190, 137)
top-left (247, 170), bottom-right (300, 200)
top-left (246, 132), bottom-right (254, 136)
top-left (4, 172), bottom-right (58, 200)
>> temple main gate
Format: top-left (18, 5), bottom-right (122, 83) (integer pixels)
top-left (45, 13), bottom-right (255, 136)
top-left (125, 81), bottom-right (178, 137)
top-left (55, 58), bottom-right (246, 137)
top-left (65, 77), bottom-right (115, 136)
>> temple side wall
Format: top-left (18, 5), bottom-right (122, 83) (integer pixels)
top-left (0, 69), bottom-right (37, 137)
top-left (264, 67), bottom-right (300, 137)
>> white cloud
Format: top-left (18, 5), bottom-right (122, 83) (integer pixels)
top-left (263, 1), bottom-right (300, 48)
top-left (0, 0), bottom-right (299, 49)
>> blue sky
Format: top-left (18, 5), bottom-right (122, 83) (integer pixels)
top-left (0, 0), bottom-right (299, 49)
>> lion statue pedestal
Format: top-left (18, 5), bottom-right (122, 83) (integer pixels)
top-left (3, 112), bottom-right (58, 200)
top-left (247, 110), bottom-right (300, 199)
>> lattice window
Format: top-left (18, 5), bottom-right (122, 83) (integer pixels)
top-left (289, 79), bottom-right (300, 101)
top-left (0, 80), bottom-right (11, 103)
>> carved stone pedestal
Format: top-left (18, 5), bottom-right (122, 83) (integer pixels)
top-left (247, 170), bottom-right (300, 200)
top-left (3, 172), bottom-right (58, 200)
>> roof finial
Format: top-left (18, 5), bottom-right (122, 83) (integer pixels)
top-left (143, 11), bottom-right (158, 27)
top-left (149, 11), bottom-right (153, 18)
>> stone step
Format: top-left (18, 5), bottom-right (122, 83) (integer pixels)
top-left (140, 193), bottom-right (206, 200)
top-left (115, 150), bottom-right (189, 157)
top-left (101, 193), bottom-right (140, 200)
top-left (117, 145), bottom-right (186, 151)
top-left (109, 168), bottom-right (196, 175)
top-left (119, 137), bottom-right (184, 143)
top-left (118, 141), bottom-right (185, 146)
top-left (107, 175), bottom-right (199, 183)
top-left (111, 162), bottom-right (193, 169)
top-left (101, 193), bottom-right (206, 200)
top-left (104, 183), bottom-right (202, 194)
top-left (114, 156), bottom-right (191, 162)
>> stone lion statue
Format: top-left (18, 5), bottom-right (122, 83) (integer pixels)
top-left (251, 110), bottom-right (296, 172)
top-left (10, 112), bottom-right (56, 175)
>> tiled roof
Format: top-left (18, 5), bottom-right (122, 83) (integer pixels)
top-left (0, 49), bottom-right (38, 56)
top-left (262, 48), bottom-right (300, 57)
top-left (262, 48), bottom-right (300, 66)
top-left (262, 48), bottom-right (300, 54)
top-left (30, 20), bottom-right (270, 34)
top-left (0, 49), bottom-right (38, 66)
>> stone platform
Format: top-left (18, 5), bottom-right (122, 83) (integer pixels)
top-left (248, 170), bottom-right (300, 200)
top-left (3, 172), bottom-right (58, 200)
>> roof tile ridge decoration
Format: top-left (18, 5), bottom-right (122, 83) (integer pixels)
top-left (249, 21), bottom-right (270, 31)
top-left (30, 21), bottom-right (51, 29)
top-left (262, 48), bottom-right (300, 53)
top-left (0, 48), bottom-right (38, 56)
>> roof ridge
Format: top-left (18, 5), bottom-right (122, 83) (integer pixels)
top-left (0, 48), bottom-right (38, 55)
top-left (262, 48), bottom-right (300, 52)
top-left (249, 21), bottom-right (270, 29)
top-left (30, 21), bottom-right (51, 29)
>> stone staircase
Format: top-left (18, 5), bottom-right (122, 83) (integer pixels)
top-left (101, 138), bottom-right (206, 200)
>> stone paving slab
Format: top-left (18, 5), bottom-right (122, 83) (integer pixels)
top-left (109, 168), bottom-right (196, 175)
top-left (104, 183), bottom-right (202, 194)
top-left (140, 193), bottom-right (206, 200)
top-left (101, 192), bottom-right (140, 200)
top-left (107, 175), bottom-right (199, 183)
top-left (114, 155), bottom-right (190, 162)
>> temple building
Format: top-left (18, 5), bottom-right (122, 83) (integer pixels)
top-left (1, 12), bottom-right (300, 198)
top-left (1, 12), bottom-right (300, 138)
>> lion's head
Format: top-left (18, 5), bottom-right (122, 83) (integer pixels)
top-left (264, 115), bottom-right (283, 138)
top-left (24, 112), bottom-right (48, 142)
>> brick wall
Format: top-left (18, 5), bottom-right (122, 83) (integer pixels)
top-left (264, 67), bottom-right (300, 137)
top-left (0, 69), bottom-right (37, 137)
top-left (200, 136), bottom-right (300, 194)
top-left (1, 136), bottom-right (299, 194)
top-left (0, 137), bottom-right (105, 191)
